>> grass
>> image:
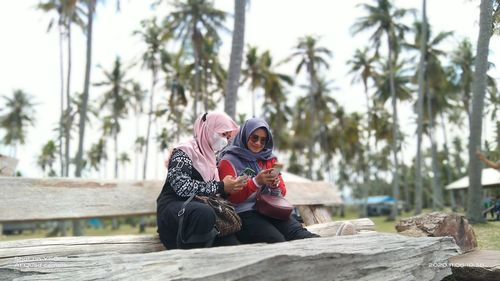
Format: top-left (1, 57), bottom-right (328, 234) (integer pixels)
top-left (2, 211), bottom-right (500, 250)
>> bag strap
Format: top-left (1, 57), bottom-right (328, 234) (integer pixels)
top-left (176, 192), bottom-right (218, 248)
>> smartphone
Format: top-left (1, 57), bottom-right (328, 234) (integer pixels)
top-left (270, 163), bottom-right (284, 177)
top-left (239, 167), bottom-right (256, 177)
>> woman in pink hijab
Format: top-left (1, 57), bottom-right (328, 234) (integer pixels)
top-left (156, 112), bottom-right (246, 249)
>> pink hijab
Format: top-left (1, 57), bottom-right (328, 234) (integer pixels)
top-left (173, 112), bottom-right (239, 181)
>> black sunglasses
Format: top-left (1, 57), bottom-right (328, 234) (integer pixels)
top-left (249, 134), bottom-right (267, 145)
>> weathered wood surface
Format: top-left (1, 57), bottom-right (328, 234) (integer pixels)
top-left (296, 205), bottom-right (334, 225)
top-left (0, 219), bottom-right (375, 260)
top-left (0, 155), bottom-right (18, 176)
top-left (0, 232), bottom-right (460, 281)
top-left (449, 250), bottom-right (500, 281)
top-left (395, 212), bottom-right (477, 252)
top-left (0, 178), bottom-right (340, 223)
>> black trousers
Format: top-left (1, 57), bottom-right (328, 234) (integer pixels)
top-left (157, 199), bottom-right (240, 249)
top-left (236, 210), bottom-right (320, 244)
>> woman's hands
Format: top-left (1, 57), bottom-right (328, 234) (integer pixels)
top-left (222, 175), bottom-right (248, 194)
top-left (254, 168), bottom-right (279, 187)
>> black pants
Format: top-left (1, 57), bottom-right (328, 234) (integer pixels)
top-left (236, 210), bottom-right (320, 244)
top-left (157, 199), bottom-right (240, 249)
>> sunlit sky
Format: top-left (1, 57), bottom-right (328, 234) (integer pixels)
top-left (0, 0), bottom-right (498, 179)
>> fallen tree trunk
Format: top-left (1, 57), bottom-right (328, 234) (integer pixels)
top-left (0, 219), bottom-right (374, 260)
top-left (0, 232), bottom-right (460, 281)
top-left (395, 212), bottom-right (477, 252)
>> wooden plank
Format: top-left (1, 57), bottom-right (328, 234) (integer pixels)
top-left (0, 219), bottom-right (375, 259)
top-left (296, 205), bottom-right (334, 225)
top-left (449, 250), bottom-right (500, 281)
top-left (0, 232), bottom-right (460, 280)
top-left (0, 178), bottom-right (341, 222)
top-left (0, 178), bottom-right (161, 222)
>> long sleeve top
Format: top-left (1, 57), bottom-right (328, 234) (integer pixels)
top-left (157, 148), bottom-right (225, 208)
top-left (218, 157), bottom-right (286, 213)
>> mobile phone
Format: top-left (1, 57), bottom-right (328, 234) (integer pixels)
top-left (239, 167), bottom-right (256, 177)
top-left (271, 163), bottom-right (283, 174)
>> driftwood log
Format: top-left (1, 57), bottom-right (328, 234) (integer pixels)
top-left (395, 212), bottom-right (477, 252)
top-left (0, 219), bottom-right (374, 260)
top-left (449, 250), bottom-right (500, 281)
top-left (0, 177), bottom-right (339, 225)
top-left (0, 232), bottom-right (460, 281)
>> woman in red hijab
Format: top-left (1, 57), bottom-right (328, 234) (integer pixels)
top-left (156, 112), bottom-right (246, 249)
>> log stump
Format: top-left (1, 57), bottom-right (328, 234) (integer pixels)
top-left (395, 212), bottom-right (477, 252)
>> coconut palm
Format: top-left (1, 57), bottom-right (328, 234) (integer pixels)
top-left (164, 0), bottom-right (227, 121)
top-left (134, 17), bottom-right (171, 180)
top-left (87, 138), bottom-right (107, 176)
top-left (347, 47), bottom-right (378, 216)
top-left (0, 90), bottom-right (37, 156)
top-left (224, 0), bottom-right (247, 119)
top-left (118, 152), bottom-right (130, 178)
top-left (352, 0), bottom-right (412, 220)
top-left (75, 0), bottom-right (96, 178)
top-left (241, 46), bottom-right (267, 117)
top-left (406, 19), bottom-right (454, 211)
top-left (287, 35), bottom-right (332, 179)
top-left (94, 56), bottom-right (135, 179)
top-left (468, 0), bottom-right (494, 224)
top-left (38, 140), bottom-right (58, 177)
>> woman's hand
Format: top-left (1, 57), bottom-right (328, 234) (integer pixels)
top-left (254, 168), bottom-right (276, 186)
top-left (222, 175), bottom-right (248, 194)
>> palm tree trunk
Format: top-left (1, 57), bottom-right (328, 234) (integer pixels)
top-left (427, 88), bottom-right (443, 210)
top-left (192, 30), bottom-right (202, 122)
top-left (251, 90), bottom-right (256, 117)
top-left (114, 129), bottom-right (118, 179)
top-left (467, 0), bottom-right (493, 224)
top-left (143, 69), bottom-right (157, 180)
top-left (65, 22), bottom-right (73, 177)
top-left (388, 36), bottom-right (400, 221)
top-left (73, 0), bottom-right (95, 237)
top-left (306, 65), bottom-right (317, 180)
top-left (440, 112), bottom-right (456, 211)
top-left (414, 0), bottom-right (427, 215)
top-left (360, 86), bottom-right (372, 217)
top-left (224, 0), bottom-right (246, 119)
top-left (58, 24), bottom-right (65, 178)
top-left (75, 0), bottom-right (94, 178)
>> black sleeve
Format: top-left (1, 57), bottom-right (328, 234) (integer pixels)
top-left (166, 149), bottom-right (222, 197)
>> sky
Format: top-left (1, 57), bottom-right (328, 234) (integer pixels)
top-left (0, 0), bottom-right (499, 180)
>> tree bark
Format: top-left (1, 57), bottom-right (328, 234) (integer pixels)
top-left (224, 0), bottom-right (246, 120)
top-left (414, 0), bottom-right (427, 215)
top-left (467, 0), bottom-right (493, 224)
top-left (388, 35), bottom-right (400, 221)
top-left (74, 0), bottom-right (94, 178)
top-left (396, 212), bottom-right (477, 253)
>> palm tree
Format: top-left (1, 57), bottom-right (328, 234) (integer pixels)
top-left (241, 46), bottom-right (267, 117)
top-left (37, 140), bottom-right (58, 177)
top-left (94, 56), bottom-right (135, 179)
top-left (414, 0), bottom-right (427, 215)
top-left (164, 0), bottom-right (227, 122)
top-left (468, 0), bottom-right (494, 224)
top-left (0, 90), bottom-right (36, 156)
top-left (287, 35), bottom-right (332, 179)
top-left (224, 0), bottom-right (247, 119)
top-left (75, 0), bottom-right (96, 178)
top-left (37, 0), bottom-right (83, 177)
top-left (406, 19), bottom-right (454, 211)
top-left (118, 152), bottom-right (130, 179)
top-left (347, 47), bottom-right (378, 217)
top-left (134, 17), bottom-right (170, 180)
top-left (352, 0), bottom-right (412, 220)
top-left (87, 138), bottom-right (107, 177)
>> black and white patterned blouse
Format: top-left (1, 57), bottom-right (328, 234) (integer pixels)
top-left (157, 149), bottom-right (224, 206)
